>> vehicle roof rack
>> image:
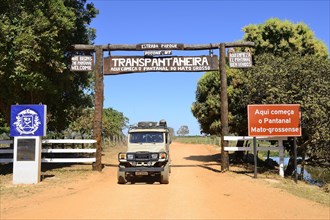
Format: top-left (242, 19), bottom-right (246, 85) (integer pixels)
top-left (130, 120), bottom-right (168, 130)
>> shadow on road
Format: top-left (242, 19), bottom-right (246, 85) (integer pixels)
top-left (0, 163), bottom-right (12, 175)
top-left (126, 175), bottom-right (161, 185)
top-left (198, 164), bottom-right (221, 173)
top-left (0, 163), bottom-right (84, 175)
top-left (184, 153), bottom-right (221, 163)
top-left (171, 163), bottom-right (221, 173)
top-left (103, 163), bottom-right (118, 167)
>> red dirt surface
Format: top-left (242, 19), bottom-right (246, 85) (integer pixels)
top-left (1, 142), bottom-right (329, 219)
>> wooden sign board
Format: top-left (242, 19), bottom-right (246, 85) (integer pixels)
top-left (144, 50), bottom-right (172, 56)
top-left (248, 104), bottom-right (301, 137)
top-left (70, 55), bottom-right (93, 71)
top-left (136, 43), bottom-right (184, 50)
top-left (104, 55), bottom-right (218, 74)
top-left (229, 52), bottom-right (252, 68)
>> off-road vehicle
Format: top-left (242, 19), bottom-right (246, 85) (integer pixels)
top-left (118, 120), bottom-right (171, 184)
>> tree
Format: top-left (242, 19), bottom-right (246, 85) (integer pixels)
top-left (192, 18), bottom-right (329, 166)
top-left (235, 54), bottom-right (330, 165)
top-left (0, 0), bottom-right (98, 132)
top-left (191, 71), bottom-right (221, 135)
top-left (177, 125), bottom-right (189, 136)
top-left (240, 19), bottom-right (330, 166)
top-left (0, 112), bottom-right (9, 134)
top-left (243, 18), bottom-right (328, 58)
top-left (69, 107), bottom-right (129, 138)
top-left (102, 108), bottom-right (129, 138)
top-left (168, 127), bottom-right (175, 138)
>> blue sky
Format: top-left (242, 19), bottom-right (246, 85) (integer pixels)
top-left (87, 0), bottom-right (329, 135)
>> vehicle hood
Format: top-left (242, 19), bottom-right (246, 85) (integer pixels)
top-left (127, 143), bottom-right (166, 153)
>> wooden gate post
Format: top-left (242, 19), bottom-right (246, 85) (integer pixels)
top-left (220, 43), bottom-right (229, 171)
top-left (93, 46), bottom-right (104, 171)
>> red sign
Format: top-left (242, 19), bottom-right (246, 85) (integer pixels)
top-left (248, 104), bottom-right (301, 137)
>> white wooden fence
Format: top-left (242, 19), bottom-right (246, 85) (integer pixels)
top-left (224, 136), bottom-right (286, 177)
top-left (0, 139), bottom-right (96, 164)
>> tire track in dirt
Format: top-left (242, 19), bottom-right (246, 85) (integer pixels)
top-left (1, 142), bottom-right (329, 219)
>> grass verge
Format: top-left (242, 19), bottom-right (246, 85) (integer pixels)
top-left (258, 171), bottom-right (330, 207)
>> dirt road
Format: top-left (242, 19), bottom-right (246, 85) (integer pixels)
top-left (1, 142), bottom-right (329, 219)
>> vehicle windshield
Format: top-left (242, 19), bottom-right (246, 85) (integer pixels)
top-left (129, 132), bottom-right (164, 143)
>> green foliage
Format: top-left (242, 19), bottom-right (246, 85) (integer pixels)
top-left (192, 18), bottom-right (329, 163)
top-left (176, 125), bottom-right (190, 136)
top-left (67, 108), bottom-right (94, 137)
top-left (0, 0), bottom-right (98, 131)
top-left (173, 135), bottom-right (220, 145)
top-left (243, 18), bottom-right (328, 58)
top-left (191, 67), bottom-right (241, 135)
top-left (191, 71), bottom-right (220, 135)
top-left (231, 54), bottom-right (330, 162)
top-left (102, 108), bottom-right (129, 138)
top-left (0, 112), bottom-right (9, 134)
top-left (69, 108), bottom-right (129, 138)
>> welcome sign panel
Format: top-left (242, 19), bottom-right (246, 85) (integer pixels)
top-left (104, 55), bottom-right (219, 74)
top-left (248, 104), bottom-right (301, 137)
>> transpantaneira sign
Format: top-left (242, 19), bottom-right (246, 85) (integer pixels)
top-left (103, 55), bottom-right (218, 74)
top-left (247, 104), bottom-right (301, 137)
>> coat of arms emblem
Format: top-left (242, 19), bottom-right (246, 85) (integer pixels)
top-left (13, 109), bottom-right (41, 135)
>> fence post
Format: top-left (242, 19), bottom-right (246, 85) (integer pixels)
top-left (253, 137), bottom-right (257, 178)
top-left (278, 139), bottom-right (284, 177)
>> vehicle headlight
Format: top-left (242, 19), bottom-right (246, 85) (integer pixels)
top-left (118, 153), bottom-right (126, 161)
top-left (127, 153), bottom-right (134, 160)
top-left (159, 152), bottom-right (167, 160)
top-left (151, 153), bottom-right (159, 160)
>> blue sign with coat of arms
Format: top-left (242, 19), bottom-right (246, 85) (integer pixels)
top-left (10, 105), bottom-right (47, 137)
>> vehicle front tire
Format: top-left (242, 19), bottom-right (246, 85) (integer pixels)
top-left (117, 171), bottom-right (127, 184)
top-left (160, 164), bottom-right (170, 184)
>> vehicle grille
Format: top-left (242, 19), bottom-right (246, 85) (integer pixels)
top-left (135, 152), bottom-right (149, 161)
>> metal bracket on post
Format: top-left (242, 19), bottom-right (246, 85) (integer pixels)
top-left (108, 44), bottom-right (111, 56)
top-left (209, 44), bottom-right (213, 57)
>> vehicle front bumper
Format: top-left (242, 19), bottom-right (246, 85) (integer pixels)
top-left (119, 166), bottom-right (164, 172)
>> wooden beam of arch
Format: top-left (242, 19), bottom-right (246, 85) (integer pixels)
top-left (70, 42), bottom-right (254, 51)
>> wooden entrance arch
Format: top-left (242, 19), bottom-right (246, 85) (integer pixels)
top-left (71, 42), bottom-right (254, 171)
